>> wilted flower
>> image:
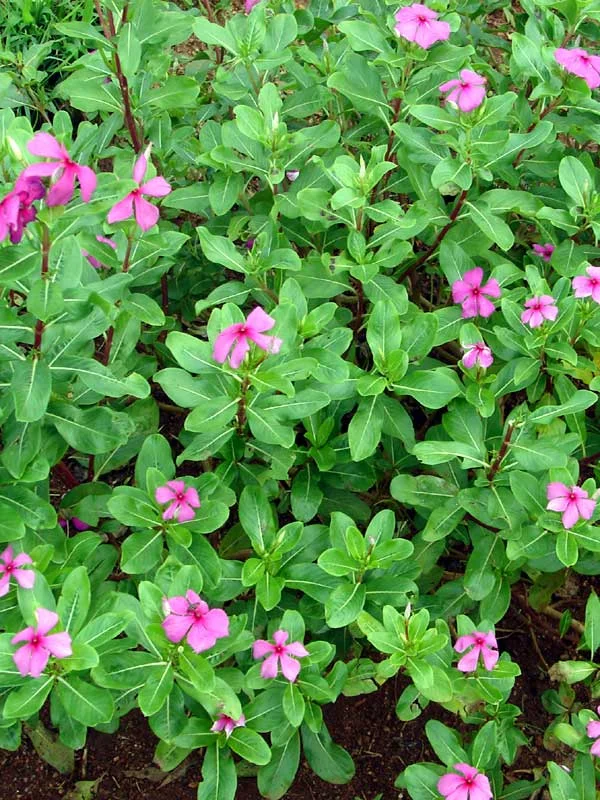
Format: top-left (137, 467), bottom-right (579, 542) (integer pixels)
top-left (454, 631), bottom-right (499, 672)
top-left (0, 546), bottom-right (34, 596)
top-left (452, 268), bottom-right (501, 318)
top-left (107, 144), bottom-right (171, 232)
top-left (11, 608), bottom-right (72, 678)
top-left (440, 70), bottom-right (487, 112)
top-left (532, 243), bottom-right (555, 262)
top-left (162, 590), bottom-right (229, 653)
top-left (0, 175), bottom-right (45, 244)
top-left (546, 483), bottom-right (596, 529)
top-left (22, 133), bottom-right (96, 207)
top-left (286, 170), bottom-right (300, 182)
top-left (245, 0), bottom-right (261, 11)
top-left (438, 764), bottom-right (492, 800)
top-left (555, 47), bottom-right (600, 89)
top-left (155, 480), bottom-right (200, 523)
top-left (462, 342), bottom-right (493, 369)
top-left (394, 3), bottom-right (450, 49)
top-left (587, 707), bottom-right (600, 757)
top-left (82, 235), bottom-right (117, 269)
top-left (572, 266), bottom-right (600, 304)
top-left (211, 713), bottom-right (246, 737)
top-left (59, 516), bottom-right (90, 532)
top-left (213, 307), bottom-right (282, 369)
top-left (253, 629), bottom-right (308, 682)
top-left (521, 295), bottom-right (558, 328)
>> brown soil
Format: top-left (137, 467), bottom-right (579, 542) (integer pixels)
top-left (0, 600), bottom-right (584, 800)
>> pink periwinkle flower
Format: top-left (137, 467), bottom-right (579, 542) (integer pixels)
top-left (155, 480), bottom-right (200, 523)
top-left (59, 516), bottom-right (90, 532)
top-left (440, 70), bottom-right (487, 113)
top-left (573, 266), bottom-right (600, 304)
top-left (555, 48), bottom-right (600, 90)
top-left (546, 483), bottom-right (596, 530)
top-left (82, 235), bottom-right (117, 269)
top-left (394, 4), bottom-right (450, 49)
top-left (520, 295), bottom-right (558, 328)
top-left (245, 0), bottom-right (261, 12)
top-left (452, 268), bottom-right (501, 318)
top-left (213, 306), bottom-right (282, 369)
top-left (454, 631), bottom-right (499, 672)
top-left (587, 708), bottom-right (600, 757)
top-left (462, 342), bottom-right (493, 369)
top-left (253, 629), bottom-right (309, 682)
top-left (0, 175), bottom-right (45, 244)
top-left (0, 546), bottom-right (34, 596)
top-left (22, 133), bottom-right (96, 207)
top-left (211, 713), bottom-right (246, 738)
top-left (286, 170), bottom-right (300, 182)
top-left (532, 242), bottom-right (555, 262)
top-left (162, 589), bottom-right (229, 653)
top-left (107, 144), bottom-right (171, 232)
top-left (438, 764), bottom-right (492, 800)
top-left (245, 238), bottom-right (256, 249)
top-left (11, 608), bottom-right (72, 678)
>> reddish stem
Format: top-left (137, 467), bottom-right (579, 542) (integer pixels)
top-left (402, 189), bottom-right (468, 278)
top-left (54, 460), bottom-right (79, 489)
top-left (487, 423), bottom-right (515, 481)
top-left (33, 225), bottom-right (51, 351)
top-left (513, 100), bottom-right (561, 168)
top-left (161, 274), bottom-right (169, 315)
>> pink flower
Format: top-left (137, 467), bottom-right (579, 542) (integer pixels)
top-left (462, 342), bottom-right (493, 369)
top-left (211, 713), bottom-right (246, 737)
top-left (59, 516), bottom-right (90, 532)
top-left (454, 631), bottom-right (499, 672)
top-left (155, 480), bottom-right (200, 523)
top-left (573, 266), bottom-right (600, 304)
top-left (0, 175), bottom-right (45, 244)
top-left (253, 629), bottom-right (308, 682)
top-left (532, 243), bottom-right (555, 262)
top-left (82, 235), bottom-right (117, 269)
top-left (245, 0), bottom-right (261, 11)
top-left (555, 48), bottom-right (600, 89)
top-left (286, 170), bottom-right (300, 182)
top-left (440, 70), bottom-right (487, 112)
top-left (452, 268), bottom-right (501, 318)
top-left (21, 132), bottom-right (96, 207)
top-left (394, 4), bottom-right (451, 49)
top-left (107, 144), bottom-right (171, 232)
top-left (0, 546), bottom-right (34, 596)
top-left (587, 708), bottom-right (600, 757)
top-left (213, 306), bottom-right (282, 369)
top-left (162, 590), bottom-right (229, 653)
top-left (438, 763), bottom-right (492, 800)
top-left (546, 483), bottom-right (596, 529)
top-left (11, 608), bottom-right (72, 678)
top-left (520, 295), bottom-right (558, 328)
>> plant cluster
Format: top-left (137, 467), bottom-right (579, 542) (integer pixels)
top-left (1, 0), bottom-right (600, 797)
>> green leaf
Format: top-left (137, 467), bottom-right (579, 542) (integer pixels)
top-left (121, 531), bottom-right (163, 574)
top-left (56, 567), bottom-right (90, 636)
top-left (197, 228), bottom-right (247, 273)
top-left (291, 466), bottom-right (323, 523)
top-left (53, 357), bottom-right (150, 399)
top-left (282, 682), bottom-right (305, 728)
top-left (3, 677), bottom-right (53, 719)
top-left (197, 744), bottom-right (237, 800)
top-left (46, 403), bottom-right (134, 455)
top-left (465, 201), bottom-right (514, 250)
top-left (547, 761), bottom-right (578, 800)
top-left (425, 721), bottom-right (468, 766)
top-left (348, 396), bottom-right (384, 461)
top-left (257, 732), bottom-right (300, 800)
top-left (301, 724), bottom-right (355, 784)
top-left (337, 21), bottom-right (392, 54)
top-left (27, 279), bottom-right (64, 321)
top-left (229, 727), bottom-right (272, 765)
top-left (528, 390), bottom-right (597, 424)
top-left (559, 156), bottom-right (593, 209)
top-left (144, 77), bottom-right (200, 110)
top-left (327, 54), bottom-right (389, 122)
top-left (10, 358), bottom-right (51, 422)
top-left (412, 441), bottom-right (487, 467)
top-left (138, 663), bottom-right (174, 716)
top-left (117, 23), bottom-right (141, 79)
top-left (56, 676), bottom-right (114, 726)
top-left (402, 764), bottom-right (445, 800)
top-left (325, 582), bottom-right (366, 628)
top-left (556, 530), bottom-right (578, 568)
top-left (192, 17), bottom-right (239, 52)
top-left (239, 485), bottom-right (277, 554)
top-left (584, 592), bottom-right (600, 659)
top-left (394, 369), bottom-right (461, 409)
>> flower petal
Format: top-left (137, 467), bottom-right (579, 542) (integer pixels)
top-left (46, 167), bottom-right (76, 207)
top-left (280, 653), bottom-right (301, 682)
top-left (133, 195), bottom-right (159, 231)
top-left (156, 485), bottom-right (177, 504)
top-left (562, 502), bottom-right (580, 529)
top-left (186, 622), bottom-right (217, 653)
top-left (213, 326), bottom-right (240, 364)
top-left (28, 133), bottom-right (66, 160)
top-left (35, 608), bottom-right (58, 635)
top-left (246, 306), bottom-right (276, 333)
top-left (76, 165), bottom-right (97, 202)
top-left (260, 653), bottom-right (280, 679)
top-left (141, 177), bottom-right (172, 198)
top-left (162, 613), bottom-right (192, 643)
top-left (107, 193), bottom-right (135, 224)
top-left (253, 639), bottom-right (275, 659)
top-left (229, 336), bottom-right (250, 369)
top-left (44, 631), bottom-right (72, 659)
top-left (457, 647), bottom-right (480, 672)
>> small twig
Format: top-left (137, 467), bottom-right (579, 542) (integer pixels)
top-left (542, 604), bottom-right (584, 635)
top-left (403, 189), bottom-right (468, 276)
top-left (486, 422), bottom-right (515, 481)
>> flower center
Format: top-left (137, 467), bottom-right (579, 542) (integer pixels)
top-left (568, 492), bottom-right (577, 502)
top-left (192, 607), bottom-right (204, 621)
top-left (4, 563), bottom-right (13, 573)
top-left (465, 778), bottom-right (473, 786)
top-left (417, 15), bottom-right (428, 22)
top-left (460, 81), bottom-right (469, 89)
top-left (472, 287), bottom-right (480, 296)
top-left (175, 491), bottom-right (185, 502)
top-left (474, 636), bottom-right (485, 645)
top-left (274, 645), bottom-right (285, 655)
top-left (31, 635), bottom-right (40, 647)
top-left (590, 278), bottom-right (599, 287)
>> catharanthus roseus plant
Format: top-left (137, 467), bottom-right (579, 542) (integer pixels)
top-left (2, 0), bottom-right (600, 796)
